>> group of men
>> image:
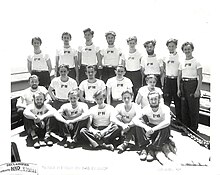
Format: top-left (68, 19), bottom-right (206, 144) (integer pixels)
top-left (15, 28), bottom-right (203, 163)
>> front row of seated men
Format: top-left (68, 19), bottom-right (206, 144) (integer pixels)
top-left (21, 85), bottom-right (176, 162)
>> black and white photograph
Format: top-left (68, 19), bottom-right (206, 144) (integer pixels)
top-left (1, 0), bottom-right (219, 174)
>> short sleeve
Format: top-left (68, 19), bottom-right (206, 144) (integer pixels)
top-left (100, 49), bottom-right (105, 56)
top-left (56, 49), bottom-right (60, 56)
top-left (44, 54), bottom-right (50, 61)
top-left (196, 60), bottom-right (202, 69)
top-left (78, 46), bottom-right (82, 52)
top-left (106, 78), bottom-right (112, 88)
top-left (79, 81), bottom-right (85, 91)
top-left (27, 55), bottom-right (32, 61)
top-left (95, 46), bottom-right (100, 53)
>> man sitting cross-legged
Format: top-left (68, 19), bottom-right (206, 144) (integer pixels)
top-left (113, 90), bottom-right (142, 154)
top-left (23, 92), bottom-right (70, 149)
top-left (80, 90), bottom-right (121, 151)
top-left (134, 91), bottom-right (176, 164)
top-left (58, 89), bottom-right (90, 148)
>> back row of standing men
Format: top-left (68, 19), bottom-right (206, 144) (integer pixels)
top-left (27, 28), bottom-right (203, 133)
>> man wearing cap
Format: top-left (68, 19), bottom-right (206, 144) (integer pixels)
top-left (55, 32), bottom-right (79, 82)
top-left (141, 40), bottom-right (164, 88)
top-left (163, 38), bottom-right (182, 122)
top-left (100, 31), bottom-right (124, 83)
top-left (78, 28), bottom-right (102, 83)
top-left (177, 42), bottom-right (202, 133)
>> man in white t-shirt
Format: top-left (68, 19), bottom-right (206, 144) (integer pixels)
top-left (113, 90), bottom-right (142, 153)
top-left (78, 28), bottom-right (102, 83)
top-left (55, 32), bottom-right (79, 82)
top-left (79, 65), bottom-right (106, 108)
top-left (141, 40), bottom-right (164, 88)
top-left (163, 38), bottom-right (182, 122)
top-left (58, 90), bottom-right (90, 148)
top-left (100, 31), bottom-right (124, 82)
top-left (106, 65), bottom-right (133, 107)
top-left (23, 92), bottom-right (70, 148)
top-left (48, 64), bottom-right (78, 110)
top-left (177, 42), bottom-right (202, 132)
top-left (27, 37), bottom-right (52, 89)
top-left (134, 91), bottom-right (175, 163)
top-left (16, 75), bottom-right (51, 134)
top-left (121, 36), bottom-right (142, 98)
top-left (80, 90), bottom-right (121, 151)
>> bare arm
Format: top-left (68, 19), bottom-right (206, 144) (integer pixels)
top-left (55, 56), bottom-right (59, 76)
top-left (177, 70), bottom-right (182, 97)
top-left (27, 60), bottom-right (32, 73)
top-left (194, 68), bottom-right (203, 97)
top-left (106, 87), bottom-right (111, 105)
top-left (74, 55), bottom-right (79, 83)
top-left (48, 86), bottom-right (57, 101)
top-left (135, 91), bottom-right (142, 105)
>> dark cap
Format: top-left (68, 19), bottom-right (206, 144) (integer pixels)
top-left (127, 36), bottom-right (137, 43)
top-left (143, 40), bottom-right (156, 48)
top-left (166, 38), bottom-right (178, 46)
top-left (105, 31), bottom-right (116, 37)
top-left (83, 28), bottom-right (94, 35)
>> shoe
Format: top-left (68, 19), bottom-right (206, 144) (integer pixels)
top-left (117, 142), bottom-right (128, 154)
top-left (69, 141), bottom-right (77, 149)
top-left (44, 133), bottom-right (53, 147)
top-left (102, 143), bottom-right (114, 151)
top-left (146, 150), bottom-right (155, 162)
top-left (139, 149), bottom-right (147, 161)
top-left (64, 141), bottom-right (69, 148)
top-left (44, 138), bottom-right (53, 147)
top-left (32, 136), bottom-right (40, 149)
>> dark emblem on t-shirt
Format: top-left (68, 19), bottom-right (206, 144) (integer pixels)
top-left (61, 84), bottom-right (68, 88)
top-left (153, 114), bottom-right (160, 118)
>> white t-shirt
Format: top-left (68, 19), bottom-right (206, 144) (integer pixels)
top-left (16, 86), bottom-right (48, 107)
top-left (27, 53), bottom-right (50, 71)
top-left (78, 44), bottom-right (100, 65)
top-left (164, 53), bottom-right (180, 77)
top-left (50, 77), bottom-right (78, 99)
top-left (122, 50), bottom-right (142, 71)
top-left (89, 104), bottom-right (116, 127)
top-left (25, 103), bottom-right (55, 116)
top-left (79, 79), bottom-right (106, 102)
top-left (59, 102), bottom-right (89, 120)
top-left (142, 104), bottom-right (170, 125)
top-left (106, 77), bottom-right (133, 100)
top-left (136, 86), bottom-right (163, 108)
top-left (56, 47), bottom-right (77, 68)
top-left (115, 102), bottom-right (142, 123)
top-left (100, 47), bottom-right (124, 66)
top-left (179, 58), bottom-right (202, 79)
top-left (141, 55), bottom-right (163, 75)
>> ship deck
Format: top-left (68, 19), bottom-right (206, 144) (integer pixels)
top-left (10, 123), bottom-right (210, 174)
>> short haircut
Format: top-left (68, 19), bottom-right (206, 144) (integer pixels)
top-left (127, 36), bottom-right (137, 43)
top-left (83, 28), bottom-right (94, 36)
top-left (181, 42), bottom-right (194, 51)
top-left (145, 74), bottom-right (158, 82)
top-left (68, 89), bottom-right (80, 97)
top-left (33, 92), bottom-right (46, 100)
top-left (86, 65), bottom-right (97, 72)
top-left (59, 64), bottom-right (70, 71)
top-left (147, 91), bottom-right (160, 100)
top-left (31, 37), bottom-right (42, 45)
top-left (29, 75), bottom-right (39, 81)
top-left (93, 90), bottom-right (105, 99)
top-left (121, 89), bottom-right (134, 97)
top-left (166, 38), bottom-right (178, 46)
top-left (62, 32), bottom-right (72, 40)
top-left (143, 40), bottom-right (156, 48)
top-left (116, 65), bottom-right (126, 72)
top-left (105, 31), bottom-right (116, 38)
